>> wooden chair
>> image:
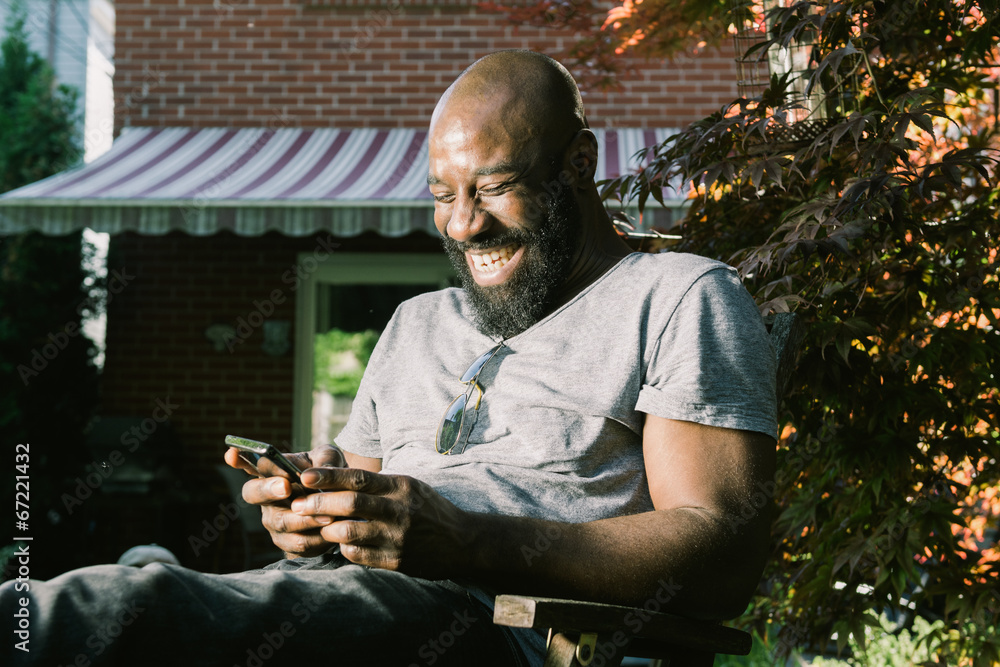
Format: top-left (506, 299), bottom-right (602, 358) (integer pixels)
top-left (493, 313), bottom-right (804, 667)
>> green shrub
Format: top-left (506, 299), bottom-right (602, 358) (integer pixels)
top-left (314, 328), bottom-right (379, 397)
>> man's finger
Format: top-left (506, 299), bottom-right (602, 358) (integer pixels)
top-left (271, 528), bottom-right (330, 558)
top-left (339, 543), bottom-right (401, 571)
top-left (300, 466), bottom-right (389, 492)
top-left (291, 488), bottom-right (391, 520)
top-left (242, 476), bottom-right (293, 505)
top-left (263, 506), bottom-right (332, 535)
top-left (319, 517), bottom-right (382, 546)
top-left (225, 447), bottom-right (259, 476)
top-left (254, 455), bottom-right (298, 480)
top-left (310, 443), bottom-right (348, 469)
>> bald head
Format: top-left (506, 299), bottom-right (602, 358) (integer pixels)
top-left (431, 51), bottom-right (588, 152)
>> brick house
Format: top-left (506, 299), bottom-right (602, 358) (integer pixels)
top-left (0, 0), bottom-right (743, 570)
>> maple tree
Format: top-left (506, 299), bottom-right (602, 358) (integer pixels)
top-left (487, 0), bottom-right (999, 663)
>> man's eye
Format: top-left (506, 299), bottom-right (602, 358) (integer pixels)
top-left (478, 184), bottom-right (509, 196)
top-left (433, 193), bottom-right (455, 204)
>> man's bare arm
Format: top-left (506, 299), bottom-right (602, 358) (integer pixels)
top-left (285, 417), bottom-right (775, 619)
top-left (343, 450), bottom-right (382, 473)
top-left (453, 417), bottom-right (776, 618)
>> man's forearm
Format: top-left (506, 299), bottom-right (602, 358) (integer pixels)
top-left (459, 507), bottom-right (769, 620)
top-left (285, 436), bottom-right (774, 619)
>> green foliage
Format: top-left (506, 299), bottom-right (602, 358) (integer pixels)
top-left (718, 613), bottom-right (952, 666)
top-left (314, 328), bottom-right (379, 397)
top-left (561, 0), bottom-right (1000, 663)
top-left (713, 626), bottom-right (792, 666)
top-left (0, 0), bottom-right (93, 440)
top-left (0, 2), bottom-right (81, 192)
top-left (809, 613), bottom-right (945, 666)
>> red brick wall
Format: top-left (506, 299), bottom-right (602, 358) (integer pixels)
top-left (101, 230), bottom-right (442, 479)
top-left (114, 0), bottom-right (740, 132)
top-left (101, 232), bottom-right (298, 470)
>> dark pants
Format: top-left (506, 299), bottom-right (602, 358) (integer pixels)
top-left (2, 552), bottom-right (539, 666)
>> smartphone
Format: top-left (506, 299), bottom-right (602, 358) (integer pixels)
top-left (225, 435), bottom-right (304, 479)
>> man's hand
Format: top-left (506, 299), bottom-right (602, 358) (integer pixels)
top-left (289, 468), bottom-right (473, 579)
top-left (224, 444), bottom-right (347, 559)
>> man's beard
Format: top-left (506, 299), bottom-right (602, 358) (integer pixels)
top-left (442, 191), bottom-right (578, 340)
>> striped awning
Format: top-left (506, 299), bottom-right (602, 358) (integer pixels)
top-left (0, 126), bottom-right (680, 237)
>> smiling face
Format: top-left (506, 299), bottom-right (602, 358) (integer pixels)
top-left (439, 180), bottom-right (580, 340)
top-left (428, 57), bottom-right (586, 338)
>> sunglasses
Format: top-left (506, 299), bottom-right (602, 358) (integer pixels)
top-left (435, 342), bottom-right (505, 455)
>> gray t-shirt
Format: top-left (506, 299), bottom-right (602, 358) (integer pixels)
top-left (335, 251), bottom-right (777, 524)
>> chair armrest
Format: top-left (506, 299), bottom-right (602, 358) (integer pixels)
top-left (493, 595), bottom-right (751, 657)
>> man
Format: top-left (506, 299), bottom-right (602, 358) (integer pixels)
top-left (2, 51), bottom-right (776, 666)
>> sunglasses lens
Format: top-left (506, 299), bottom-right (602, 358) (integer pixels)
top-left (437, 343), bottom-right (501, 455)
top-left (460, 345), bottom-right (501, 383)
top-left (436, 392), bottom-right (468, 453)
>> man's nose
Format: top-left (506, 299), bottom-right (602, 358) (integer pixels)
top-left (445, 193), bottom-right (494, 243)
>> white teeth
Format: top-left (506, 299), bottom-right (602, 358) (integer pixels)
top-left (472, 244), bottom-right (518, 273)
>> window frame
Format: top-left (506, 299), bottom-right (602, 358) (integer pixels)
top-left (291, 252), bottom-right (455, 450)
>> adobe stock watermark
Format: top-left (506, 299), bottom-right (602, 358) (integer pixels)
top-left (223, 234), bottom-right (340, 352)
top-left (724, 419), bottom-right (838, 535)
top-left (882, 261), bottom-right (996, 372)
top-left (585, 577), bottom-right (684, 667)
top-left (407, 608), bottom-right (480, 667)
top-left (231, 588), bottom-right (328, 667)
top-left (179, 111), bottom-right (292, 226)
top-left (850, 476), bottom-right (959, 577)
top-left (52, 599), bottom-right (145, 667)
top-left (118, 64), bottom-right (167, 115)
top-left (60, 398), bottom-right (180, 515)
top-left (214, 0), bottom-right (248, 16)
top-left (187, 501), bottom-right (241, 557)
top-left (974, 589), bottom-right (1000, 628)
top-left (520, 524), bottom-right (564, 566)
top-left (17, 267), bottom-right (135, 385)
top-left (770, 619), bottom-right (810, 660)
top-left (84, 61), bottom-right (161, 159)
top-left (521, 160), bottom-right (591, 224)
top-left (235, 621), bottom-right (299, 667)
top-left (234, 584), bottom-right (413, 667)
top-left (341, 1), bottom-right (403, 54)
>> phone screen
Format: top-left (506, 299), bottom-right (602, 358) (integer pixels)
top-left (225, 435), bottom-right (304, 479)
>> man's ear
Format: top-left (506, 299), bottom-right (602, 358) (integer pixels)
top-left (565, 129), bottom-right (598, 185)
